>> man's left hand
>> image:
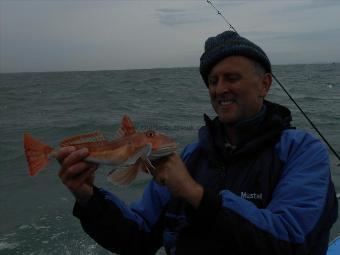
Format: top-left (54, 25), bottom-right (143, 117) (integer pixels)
top-left (153, 154), bottom-right (203, 208)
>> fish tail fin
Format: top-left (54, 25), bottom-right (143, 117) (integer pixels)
top-left (23, 133), bottom-right (54, 176)
top-left (107, 159), bottom-right (142, 185)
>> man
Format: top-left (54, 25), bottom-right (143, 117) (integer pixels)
top-left (57, 31), bottom-right (338, 254)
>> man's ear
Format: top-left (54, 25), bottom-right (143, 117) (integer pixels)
top-left (259, 73), bottom-right (272, 97)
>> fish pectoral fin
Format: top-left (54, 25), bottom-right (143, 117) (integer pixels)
top-left (60, 131), bottom-right (106, 147)
top-left (106, 144), bottom-right (152, 185)
top-left (141, 156), bottom-right (155, 175)
top-left (114, 115), bottom-right (136, 138)
top-left (149, 146), bottom-right (176, 161)
top-left (122, 143), bottom-right (152, 166)
top-left (107, 158), bottom-right (143, 185)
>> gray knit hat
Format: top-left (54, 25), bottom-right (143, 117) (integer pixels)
top-left (200, 31), bottom-right (271, 86)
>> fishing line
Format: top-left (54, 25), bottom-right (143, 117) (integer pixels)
top-left (206, 0), bottom-right (340, 163)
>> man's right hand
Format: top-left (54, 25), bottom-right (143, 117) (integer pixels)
top-left (56, 147), bottom-right (97, 206)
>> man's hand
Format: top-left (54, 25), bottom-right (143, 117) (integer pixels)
top-left (153, 154), bottom-right (203, 208)
top-left (56, 147), bottom-right (97, 205)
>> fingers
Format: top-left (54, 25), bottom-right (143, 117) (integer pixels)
top-left (154, 167), bottom-right (167, 185)
top-left (152, 154), bottom-right (189, 188)
top-left (152, 154), bottom-right (173, 169)
top-left (59, 161), bottom-right (97, 191)
top-left (152, 158), bottom-right (166, 169)
top-left (57, 147), bottom-right (98, 192)
top-left (153, 158), bottom-right (169, 186)
top-left (56, 146), bottom-right (76, 164)
top-left (58, 148), bottom-right (89, 176)
top-left (63, 147), bottom-right (89, 168)
top-left (156, 177), bottom-right (166, 186)
top-left (59, 158), bottom-right (96, 181)
top-left (71, 165), bottom-right (97, 191)
top-left (66, 161), bottom-right (92, 178)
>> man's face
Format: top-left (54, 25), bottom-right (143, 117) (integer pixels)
top-left (207, 56), bottom-right (272, 124)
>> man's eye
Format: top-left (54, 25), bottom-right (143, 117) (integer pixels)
top-left (225, 74), bottom-right (241, 82)
top-left (208, 76), bottom-right (218, 86)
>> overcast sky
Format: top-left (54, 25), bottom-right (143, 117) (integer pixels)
top-left (1, 0), bottom-right (340, 73)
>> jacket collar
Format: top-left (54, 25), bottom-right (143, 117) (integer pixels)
top-left (199, 100), bottom-right (293, 162)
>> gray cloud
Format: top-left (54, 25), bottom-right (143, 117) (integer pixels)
top-left (274, 1), bottom-right (340, 13)
top-left (1, 0), bottom-right (340, 73)
top-left (156, 8), bottom-right (211, 26)
top-left (244, 28), bottom-right (340, 41)
top-left (157, 8), bottom-right (185, 13)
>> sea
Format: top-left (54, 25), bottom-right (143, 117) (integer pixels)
top-left (0, 64), bottom-right (339, 254)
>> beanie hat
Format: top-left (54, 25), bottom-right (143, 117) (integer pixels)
top-left (200, 31), bottom-right (271, 86)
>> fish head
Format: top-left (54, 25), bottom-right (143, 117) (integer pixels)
top-left (141, 130), bottom-right (177, 158)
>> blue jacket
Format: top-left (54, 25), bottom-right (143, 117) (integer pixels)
top-left (73, 101), bottom-right (338, 254)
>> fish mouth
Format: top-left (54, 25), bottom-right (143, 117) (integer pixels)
top-left (149, 143), bottom-right (178, 160)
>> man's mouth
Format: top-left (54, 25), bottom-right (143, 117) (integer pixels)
top-left (218, 99), bottom-right (236, 106)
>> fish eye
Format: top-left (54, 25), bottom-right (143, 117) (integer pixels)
top-left (145, 130), bottom-right (155, 137)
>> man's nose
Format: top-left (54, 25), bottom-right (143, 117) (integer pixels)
top-left (215, 78), bottom-right (230, 94)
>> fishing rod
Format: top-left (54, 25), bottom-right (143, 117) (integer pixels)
top-left (206, 0), bottom-right (340, 163)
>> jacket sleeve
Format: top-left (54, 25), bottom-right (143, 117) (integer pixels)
top-left (73, 180), bottom-right (171, 255)
top-left (189, 130), bottom-right (338, 254)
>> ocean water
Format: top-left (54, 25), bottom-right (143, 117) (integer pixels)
top-left (0, 64), bottom-right (339, 254)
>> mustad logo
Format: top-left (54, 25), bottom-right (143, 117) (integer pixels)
top-left (240, 192), bottom-right (263, 200)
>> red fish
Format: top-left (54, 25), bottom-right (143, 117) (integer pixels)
top-left (23, 115), bottom-right (177, 185)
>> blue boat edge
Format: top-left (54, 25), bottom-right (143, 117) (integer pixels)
top-left (328, 236), bottom-right (340, 255)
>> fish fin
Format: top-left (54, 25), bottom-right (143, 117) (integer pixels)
top-left (114, 115), bottom-right (136, 138)
top-left (23, 133), bottom-right (54, 176)
top-left (149, 146), bottom-right (177, 160)
top-left (59, 131), bottom-right (106, 147)
top-left (122, 143), bottom-right (152, 166)
top-left (141, 156), bottom-right (155, 175)
top-left (107, 158), bottom-right (143, 185)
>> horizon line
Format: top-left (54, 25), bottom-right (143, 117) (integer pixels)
top-left (1, 62), bottom-right (339, 75)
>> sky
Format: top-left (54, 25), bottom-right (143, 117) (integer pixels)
top-left (1, 0), bottom-right (340, 73)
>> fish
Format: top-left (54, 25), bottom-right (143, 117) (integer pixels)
top-left (23, 115), bottom-right (177, 185)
